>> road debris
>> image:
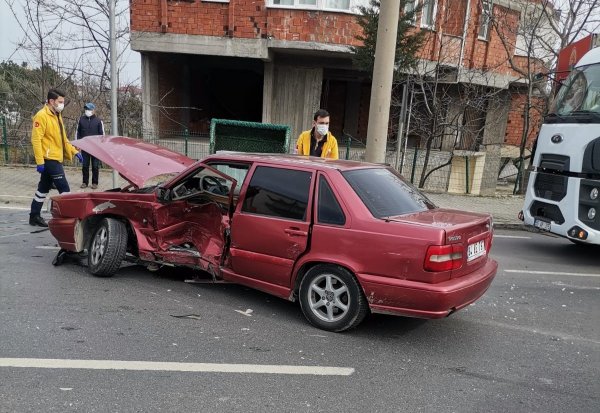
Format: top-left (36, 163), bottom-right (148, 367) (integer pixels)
top-left (170, 314), bottom-right (201, 320)
top-left (235, 309), bottom-right (253, 317)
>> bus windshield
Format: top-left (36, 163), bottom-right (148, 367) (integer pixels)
top-left (549, 64), bottom-right (600, 121)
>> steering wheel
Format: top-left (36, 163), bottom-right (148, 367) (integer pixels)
top-left (202, 176), bottom-right (228, 196)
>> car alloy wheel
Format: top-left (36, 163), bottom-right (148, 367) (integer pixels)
top-left (299, 264), bottom-right (368, 332)
top-left (90, 226), bottom-right (108, 266)
top-left (88, 218), bottom-right (128, 277)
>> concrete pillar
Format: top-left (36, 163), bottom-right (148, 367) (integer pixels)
top-left (344, 81), bottom-right (361, 138)
top-left (271, 65), bottom-right (323, 148)
top-left (141, 53), bottom-right (160, 135)
top-left (262, 61), bottom-right (274, 123)
top-left (442, 95), bottom-right (462, 151)
top-left (479, 91), bottom-right (510, 196)
top-left (365, 0), bottom-right (400, 163)
top-left (181, 59), bottom-right (191, 127)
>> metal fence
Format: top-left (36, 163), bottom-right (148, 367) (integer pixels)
top-left (0, 123), bottom-right (505, 195)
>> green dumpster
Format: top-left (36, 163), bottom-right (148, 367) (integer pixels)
top-left (209, 119), bottom-right (291, 154)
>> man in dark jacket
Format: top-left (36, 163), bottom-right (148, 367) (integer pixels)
top-left (76, 102), bottom-right (104, 189)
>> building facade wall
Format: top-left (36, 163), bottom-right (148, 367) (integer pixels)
top-left (131, 0), bottom-right (363, 46)
top-left (504, 93), bottom-right (544, 149)
top-left (131, 0), bottom-right (551, 193)
top-left (131, 1), bottom-right (535, 80)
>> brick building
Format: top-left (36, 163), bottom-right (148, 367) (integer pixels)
top-left (130, 0), bottom-right (553, 194)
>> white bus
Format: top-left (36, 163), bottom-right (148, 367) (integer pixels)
top-left (521, 47), bottom-right (600, 245)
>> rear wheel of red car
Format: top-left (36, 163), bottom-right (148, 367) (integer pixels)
top-left (299, 264), bottom-right (368, 332)
top-left (88, 218), bottom-right (128, 277)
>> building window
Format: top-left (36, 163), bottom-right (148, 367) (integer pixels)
top-left (404, 0), bottom-right (417, 25)
top-left (420, 0), bottom-right (437, 29)
top-left (272, 0), bottom-right (316, 6)
top-left (325, 0), bottom-right (350, 9)
top-left (269, 0), bottom-right (368, 12)
top-left (478, 0), bottom-right (492, 40)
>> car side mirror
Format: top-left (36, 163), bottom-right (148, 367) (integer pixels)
top-left (156, 187), bottom-right (171, 202)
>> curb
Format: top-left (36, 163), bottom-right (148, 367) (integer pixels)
top-left (493, 222), bottom-right (525, 231)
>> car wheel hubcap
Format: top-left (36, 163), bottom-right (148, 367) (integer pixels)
top-left (307, 273), bottom-right (350, 323)
top-left (90, 226), bottom-right (107, 266)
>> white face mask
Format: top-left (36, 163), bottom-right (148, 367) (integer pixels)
top-left (85, 110), bottom-right (93, 117)
top-left (316, 124), bottom-right (329, 136)
top-left (54, 103), bottom-right (64, 113)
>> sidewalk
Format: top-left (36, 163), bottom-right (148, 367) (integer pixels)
top-left (0, 165), bottom-right (525, 229)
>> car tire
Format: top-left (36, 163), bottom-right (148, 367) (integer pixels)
top-left (88, 218), bottom-right (128, 277)
top-left (299, 264), bottom-right (369, 332)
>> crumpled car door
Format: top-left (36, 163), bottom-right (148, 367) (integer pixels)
top-left (151, 163), bottom-right (236, 272)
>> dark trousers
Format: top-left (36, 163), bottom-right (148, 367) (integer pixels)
top-left (82, 151), bottom-right (99, 185)
top-left (30, 160), bottom-right (70, 217)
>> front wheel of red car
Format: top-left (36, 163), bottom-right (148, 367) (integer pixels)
top-left (88, 218), bottom-right (128, 277)
top-left (299, 264), bottom-right (369, 332)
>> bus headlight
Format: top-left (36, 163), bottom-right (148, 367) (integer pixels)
top-left (591, 187), bottom-right (599, 200)
top-left (588, 207), bottom-right (596, 220)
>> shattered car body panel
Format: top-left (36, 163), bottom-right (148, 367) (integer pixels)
top-left (48, 142), bottom-right (498, 331)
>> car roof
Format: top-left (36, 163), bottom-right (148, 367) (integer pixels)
top-left (204, 152), bottom-right (385, 172)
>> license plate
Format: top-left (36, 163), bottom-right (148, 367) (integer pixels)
top-left (467, 240), bottom-right (486, 262)
top-left (534, 218), bottom-right (551, 231)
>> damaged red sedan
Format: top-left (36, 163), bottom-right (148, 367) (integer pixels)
top-left (48, 136), bottom-right (497, 332)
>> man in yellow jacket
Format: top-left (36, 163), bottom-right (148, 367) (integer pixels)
top-left (296, 109), bottom-right (339, 159)
top-left (29, 88), bottom-right (82, 227)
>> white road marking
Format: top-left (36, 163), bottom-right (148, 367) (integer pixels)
top-left (493, 234), bottom-right (531, 239)
top-left (551, 281), bottom-right (600, 290)
top-left (0, 206), bottom-right (30, 211)
top-left (0, 195), bottom-right (31, 199)
top-left (0, 232), bottom-right (33, 239)
top-left (35, 246), bottom-right (61, 250)
top-left (472, 319), bottom-right (600, 346)
top-left (0, 358), bottom-right (354, 376)
top-left (505, 269), bottom-right (600, 278)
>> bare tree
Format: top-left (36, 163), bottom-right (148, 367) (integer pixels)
top-left (550, 0), bottom-right (600, 51)
top-left (2, 0), bottom-right (139, 137)
top-left (3, 0), bottom-right (66, 101)
top-left (399, 4), bottom-right (510, 190)
top-left (490, 0), bottom-right (600, 193)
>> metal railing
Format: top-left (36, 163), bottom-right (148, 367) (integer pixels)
top-left (0, 126), bottom-right (504, 194)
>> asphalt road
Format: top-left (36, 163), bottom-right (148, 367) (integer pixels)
top-left (0, 208), bottom-right (598, 413)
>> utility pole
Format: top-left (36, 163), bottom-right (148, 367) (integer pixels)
top-left (109, 0), bottom-right (119, 187)
top-left (365, 0), bottom-right (400, 163)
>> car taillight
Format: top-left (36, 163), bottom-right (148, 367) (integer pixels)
top-left (50, 199), bottom-right (59, 216)
top-left (424, 244), bottom-right (463, 272)
top-left (486, 232), bottom-right (493, 252)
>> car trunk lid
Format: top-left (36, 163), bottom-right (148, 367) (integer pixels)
top-left (389, 208), bottom-right (493, 279)
top-left (71, 135), bottom-right (195, 188)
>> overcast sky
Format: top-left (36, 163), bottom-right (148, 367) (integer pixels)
top-left (0, 1), bottom-right (141, 85)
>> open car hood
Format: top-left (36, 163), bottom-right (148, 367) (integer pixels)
top-left (72, 135), bottom-right (195, 188)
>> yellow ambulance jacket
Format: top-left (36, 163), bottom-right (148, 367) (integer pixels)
top-left (296, 129), bottom-right (339, 159)
top-left (31, 104), bottom-right (79, 165)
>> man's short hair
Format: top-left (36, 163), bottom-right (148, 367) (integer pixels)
top-left (314, 109), bottom-right (330, 120)
top-left (47, 88), bottom-right (66, 101)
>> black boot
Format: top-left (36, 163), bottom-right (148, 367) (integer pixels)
top-left (29, 214), bottom-right (48, 227)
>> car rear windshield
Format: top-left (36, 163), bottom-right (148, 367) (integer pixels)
top-left (342, 168), bottom-right (435, 218)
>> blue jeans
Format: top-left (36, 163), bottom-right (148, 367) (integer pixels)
top-left (30, 160), bottom-right (70, 217)
top-left (82, 151), bottom-right (100, 185)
